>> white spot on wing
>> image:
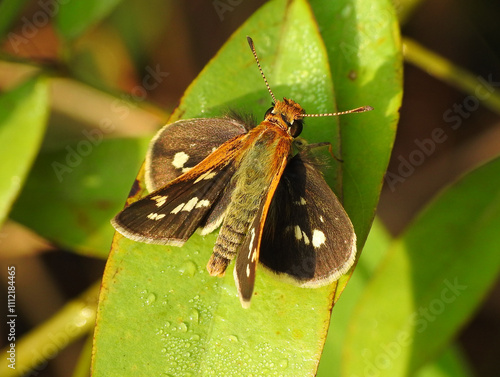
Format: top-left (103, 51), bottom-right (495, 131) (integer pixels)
top-left (319, 216), bottom-right (324, 223)
top-left (294, 225), bottom-right (310, 245)
top-left (194, 170), bottom-right (217, 184)
top-left (172, 152), bottom-right (189, 169)
top-left (170, 203), bottom-right (184, 214)
top-left (312, 229), bottom-right (326, 248)
top-left (171, 197), bottom-right (203, 214)
top-left (195, 199), bottom-right (210, 208)
top-left (303, 232), bottom-right (310, 245)
top-left (147, 212), bottom-right (166, 220)
top-left (248, 228), bottom-right (256, 258)
top-left (183, 197), bottom-right (199, 212)
top-left (294, 225), bottom-right (302, 240)
top-left (293, 197), bottom-right (307, 205)
top-left (151, 195), bottom-right (168, 207)
top-left (246, 264), bottom-right (251, 277)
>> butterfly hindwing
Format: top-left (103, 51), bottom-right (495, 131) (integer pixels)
top-left (259, 151), bottom-right (357, 286)
top-left (146, 118), bottom-right (247, 191)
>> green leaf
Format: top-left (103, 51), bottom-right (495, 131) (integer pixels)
top-left (0, 0), bottom-right (32, 38)
top-left (55, 0), bottom-right (124, 41)
top-left (310, 0), bottom-right (403, 246)
top-left (344, 156), bottom-right (500, 376)
top-left (416, 346), bottom-right (473, 377)
top-left (318, 218), bottom-right (392, 376)
top-left (93, 0), bottom-right (401, 375)
top-left (11, 137), bottom-right (151, 257)
top-left (0, 76), bottom-right (49, 225)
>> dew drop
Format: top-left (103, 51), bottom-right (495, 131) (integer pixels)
top-left (178, 322), bottom-right (188, 332)
top-left (341, 4), bottom-right (353, 18)
top-left (189, 309), bottom-right (200, 324)
top-left (145, 292), bottom-right (157, 305)
top-left (279, 358), bottom-right (289, 369)
top-left (227, 335), bottom-right (239, 342)
top-left (179, 261), bottom-right (197, 276)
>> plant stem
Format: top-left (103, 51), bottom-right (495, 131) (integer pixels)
top-left (403, 37), bottom-right (500, 115)
top-left (0, 281), bottom-right (100, 377)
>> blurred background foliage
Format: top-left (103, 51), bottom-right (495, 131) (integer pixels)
top-left (0, 0), bottom-right (499, 376)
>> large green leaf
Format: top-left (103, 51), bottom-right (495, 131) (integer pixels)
top-left (0, 76), bottom-right (49, 225)
top-left (310, 0), bottom-right (402, 246)
top-left (344, 156), bottom-right (500, 376)
top-left (93, 0), bottom-right (400, 375)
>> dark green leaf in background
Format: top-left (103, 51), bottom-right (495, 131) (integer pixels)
top-left (0, 0), bottom-right (32, 38)
top-left (11, 137), bottom-right (151, 257)
top-left (344, 156), bottom-right (500, 376)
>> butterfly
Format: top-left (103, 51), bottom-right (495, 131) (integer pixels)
top-left (112, 37), bottom-right (372, 308)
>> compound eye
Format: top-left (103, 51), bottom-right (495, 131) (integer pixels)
top-left (289, 119), bottom-right (303, 137)
top-left (264, 106), bottom-right (274, 118)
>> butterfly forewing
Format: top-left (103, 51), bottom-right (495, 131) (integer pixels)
top-left (259, 151), bottom-right (357, 285)
top-left (112, 162), bottom-right (236, 245)
top-left (113, 118), bottom-right (249, 246)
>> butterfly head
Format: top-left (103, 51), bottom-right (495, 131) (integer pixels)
top-left (247, 36), bottom-right (373, 140)
top-left (265, 97), bottom-right (305, 137)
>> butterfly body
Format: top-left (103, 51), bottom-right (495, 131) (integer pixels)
top-left (208, 98), bottom-right (301, 277)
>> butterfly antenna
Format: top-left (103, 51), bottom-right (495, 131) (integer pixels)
top-left (247, 36), bottom-right (277, 104)
top-left (302, 105), bottom-right (374, 118)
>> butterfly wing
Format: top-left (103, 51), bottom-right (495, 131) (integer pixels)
top-left (112, 118), bottom-right (248, 246)
top-left (146, 118), bottom-right (247, 191)
top-left (259, 152), bottom-right (357, 286)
